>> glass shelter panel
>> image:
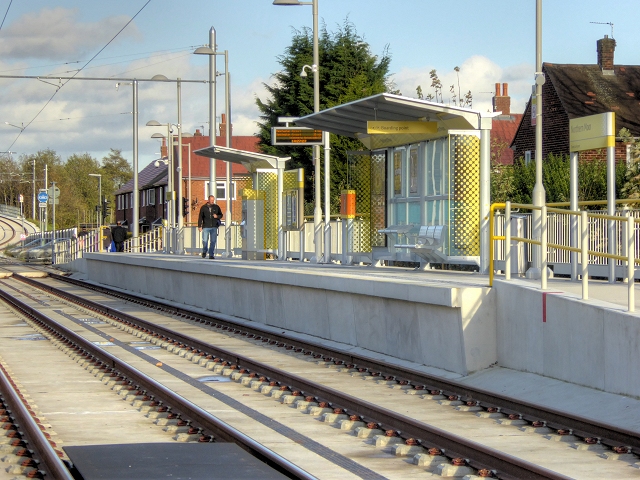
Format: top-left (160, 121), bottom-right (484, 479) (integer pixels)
top-left (409, 146), bottom-right (419, 196)
top-left (393, 150), bottom-right (403, 196)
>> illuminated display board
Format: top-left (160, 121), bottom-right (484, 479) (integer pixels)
top-left (271, 127), bottom-right (323, 146)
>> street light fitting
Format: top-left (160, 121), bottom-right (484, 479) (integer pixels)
top-left (273, 0), bottom-right (312, 5)
top-left (4, 122), bottom-right (24, 131)
top-left (146, 120), bottom-right (163, 127)
top-left (151, 74), bottom-right (170, 81)
top-left (193, 46), bottom-right (215, 55)
top-left (300, 64), bottom-right (317, 77)
top-left (151, 133), bottom-right (166, 139)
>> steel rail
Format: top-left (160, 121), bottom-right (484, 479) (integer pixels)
top-left (15, 275), bottom-right (573, 479)
top-left (0, 362), bottom-right (74, 479)
top-left (43, 272), bottom-right (640, 452)
top-left (0, 286), bottom-right (314, 480)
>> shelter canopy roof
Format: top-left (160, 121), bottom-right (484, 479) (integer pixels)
top-left (193, 145), bottom-right (289, 173)
top-left (295, 93), bottom-right (492, 149)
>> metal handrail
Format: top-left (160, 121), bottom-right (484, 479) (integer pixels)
top-left (490, 201), bottom-right (638, 312)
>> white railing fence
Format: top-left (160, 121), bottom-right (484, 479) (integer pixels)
top-left (493, 209), bottom-right (640, 269)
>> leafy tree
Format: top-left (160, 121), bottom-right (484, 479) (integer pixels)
top-left (101, 149), bottom-right (132, 191)
top-left (256, 19), bottom-right (392, 211)
top-left (620, 128), bottom-right (640, 199)
top-left (493, 153), bottom-right (626, 207)
top-left (19, 149), bottom-right (62, 221)
top-left (0, 154), bottom-right (23, 207)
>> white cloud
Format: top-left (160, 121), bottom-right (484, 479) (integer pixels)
top-left (0, 8), bottom-right (141, 60)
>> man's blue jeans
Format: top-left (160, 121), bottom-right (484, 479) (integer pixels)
top-left (201, 227), bottom-right (218, 257)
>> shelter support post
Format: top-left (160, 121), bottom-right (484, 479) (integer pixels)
top-left (278, 165), bottom-right (285, 260)
top-left (607, 142), bottom-right (616, 283)
top-left (570, 151), bottom-right (579, 280)
top-left (323, 131), bottom-right (331, 263)
top-left (479, 125), bottom-right (491, 274)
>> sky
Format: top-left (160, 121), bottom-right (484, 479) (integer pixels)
top-left (0, 0), bottom-right (637, 169)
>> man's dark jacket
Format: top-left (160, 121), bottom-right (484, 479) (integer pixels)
top-left (112, 225), bottom-right (127, 243)
top-left (198, 203), bottom-right (223, 228)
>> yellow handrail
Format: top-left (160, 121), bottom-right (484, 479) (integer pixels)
top-left (489, 201), bottom-right (640, 287)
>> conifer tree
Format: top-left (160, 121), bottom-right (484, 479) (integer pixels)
top-left (256, 20), bottom-right (393, 212)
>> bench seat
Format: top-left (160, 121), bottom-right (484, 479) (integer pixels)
top-left (394, 225), bottom-right (447, 263)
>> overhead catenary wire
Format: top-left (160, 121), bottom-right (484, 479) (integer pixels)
top-left (0, 45), bottom-right (199, 75)
top-left (0, 0), bottom-right (12, 33)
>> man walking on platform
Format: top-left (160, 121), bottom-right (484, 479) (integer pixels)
top-left (198, 195), bottom-right (223, 259)
top-left (111, 221), bottom-right (127, 252)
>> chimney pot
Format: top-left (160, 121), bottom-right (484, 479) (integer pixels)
top-left (502, 83), bottom-right (509, 97)
top-left (495, 83), bottom-right (500, 97)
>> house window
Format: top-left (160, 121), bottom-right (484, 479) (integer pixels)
top-left (524, 150), bottom-right (532, 165)
top-left (141, 190), bottom-right (146, 207)
top-left (204, 181), bottom-right (236, 200)
top-left (147, 189), bottom-right (156, 206)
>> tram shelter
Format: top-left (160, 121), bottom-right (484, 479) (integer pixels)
top-left (295, 93), bottom-right (495, 273)
top-left (193, 145), bottom-right (289, 260)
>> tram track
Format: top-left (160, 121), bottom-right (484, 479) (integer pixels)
top-left (0, 279), bottom-right (313, 480)
top-left (0, 272), bottom-right (635, 478)
top-left (0, 359), bottom-right (73, 479)
top-left (43, 271), bottom-right (640, 453)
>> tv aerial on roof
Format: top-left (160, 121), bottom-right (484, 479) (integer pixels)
top-left (590, 21), bottom-right (614, 39)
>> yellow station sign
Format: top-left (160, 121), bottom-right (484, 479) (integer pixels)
top-left (569, 112), bottom-right (615, 152)
top-left (367, 121), bottom-right (438, 135)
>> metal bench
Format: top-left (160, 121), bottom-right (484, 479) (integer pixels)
top-left (372, 224), bottom-right (420, 266)
top-left (394, 225), bottom-right (447, 264)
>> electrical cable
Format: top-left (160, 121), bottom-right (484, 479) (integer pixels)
top-left (0, 0), bottom-right (12, 33)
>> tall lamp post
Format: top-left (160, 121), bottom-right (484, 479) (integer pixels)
top-left (274, 0), bottom-right (323, 263)
top-left (116, 80), bottom-right (140, 248)
top-left (150, 75), bottom-right (185, 230)
top-left (88, 173), bottom-right (102, 228)
top-left (180, 133), bottom-right (194, 225)
top-left (527, 0), bottom-right (546, 279)
top-left (147, 122), bottom-right (174, 227)
top-left (194, 46), bottom-right (233, 258)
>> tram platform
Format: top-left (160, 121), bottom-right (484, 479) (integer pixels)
top-left (61, 253), bottom-right (640, 399)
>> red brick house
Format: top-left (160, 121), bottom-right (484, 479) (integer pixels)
top-left (511, 36), bottom-right (640, 163)
top-left (115, 115), bottom-right (258, 229)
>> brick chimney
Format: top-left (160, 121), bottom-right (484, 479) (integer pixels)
top-left (218, 113), bottom-right (232, 138)
top-left (160, 138), bottom-right (167, 158)
top-left (194, 129), bottom-right (203, 137)
top-left (597, 35), bottom-right (616, 74)
top-left (492, 82), bottom-right (511, 115)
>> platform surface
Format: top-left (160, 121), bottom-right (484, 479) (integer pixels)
top-left (78, 253), bottom-right (640, 310)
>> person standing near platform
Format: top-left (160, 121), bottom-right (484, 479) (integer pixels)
top-left (198, 195), bottom-right (223, 259)
top-left (111, 221), bottom-right (127, 253)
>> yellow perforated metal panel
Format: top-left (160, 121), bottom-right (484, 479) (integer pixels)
top-left (256, 170), bottom-right (278, 250)
top-left (370, 151), bottom-right (386, 248)
top-left (283, 170), bottom-right (301, 191)
top-left (234, 177), bottom-right (253, 223)
top-left (347, 152), bottom-right (371, 252)
top-left (449, 134), bottom-right (480, 256)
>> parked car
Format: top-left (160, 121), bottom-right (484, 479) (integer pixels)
top-left (25, 238), bottom-right (71, 263)
top-left (6, 238), bottom-right (49, 259)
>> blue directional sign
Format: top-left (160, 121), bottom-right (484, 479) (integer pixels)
top-left (37, 192), bottom-right (48, 203)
